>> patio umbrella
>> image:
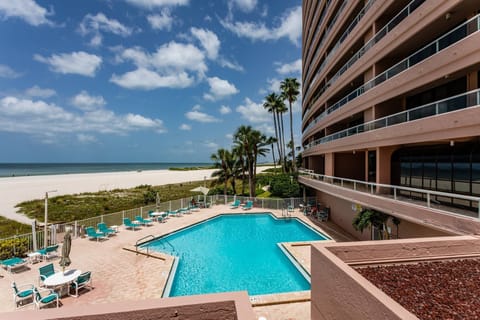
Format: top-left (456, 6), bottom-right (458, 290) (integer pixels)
top-left (59, 229), bottom-right (72, 273)
top-left (190, 186), bottom-right (209, 203)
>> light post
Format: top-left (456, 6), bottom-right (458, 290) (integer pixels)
top-left (44, 190), bottom-right (57, 249)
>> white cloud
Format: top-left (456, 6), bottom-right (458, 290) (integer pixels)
top-left (112, 42), bottom-right (207, 89)
top-left (0, 64), bottom-right (22, 78)
top-left (110, 68), bottom-right (193, 90)
top-left (34, 51), bottom-right (102, 77)
top-left (191, 27), bottom-right (220, 60)
top-left (204, 141), bottom-right (219, 150)
top-left (185, 105), bottom-right (220, 123)
top-left (125, 0), bottom-right (189, 9)
top-left (229, 0), bottom-right (257, 12)
top-left (204, 77), bottom-right (238, 101)
top-left (79, 13), bottom-right (133, 47)
top-left (218, 58), bottom-right (244, 72)
top-left (225, 133), bottom-right (233, 140)
top-left (147, 9), bottom-right (174, 31)
top-left (0, 96), bottom-right (166, 141)
top-left (77, 133), bottom-right (97, 144)
top-left (71, 91), bottom-right (106, 111)
top-left (267, 78), bottom-right (281, 92)
top-left (221, 6), bottom-right (301, 45)
top-left (0, 0), bottom-right (53, 26)
top-left (179, 123), bottom-right (191, 130)
top-left (219, 105), bottom-right (231, 115)
top-left (276, 59), bottom-right (301, 75)
top-left (235, 97), bottom-right (270, 123)
top-left (25, 85), bottom-right (56, 98)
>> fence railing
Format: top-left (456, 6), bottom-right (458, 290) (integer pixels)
top-left (0, 194), bottom-right (315, 259)
top-left (298, 170), bottom-right (480, 219)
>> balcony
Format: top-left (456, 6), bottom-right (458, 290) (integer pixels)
top-left (298, 171), bottom-right (480, 235)
top-left (305, 89), bottom-right (480, 150)
top-left (303, 13), bottom-right (480, 136)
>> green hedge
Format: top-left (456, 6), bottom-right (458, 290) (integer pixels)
top-left (0, 237), bottom-right (30, 260)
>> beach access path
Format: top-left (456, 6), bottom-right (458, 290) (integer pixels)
top-left (0, 168), bottom-right (272, 224)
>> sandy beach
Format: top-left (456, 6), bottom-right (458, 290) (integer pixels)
top-left (0, 169), bottom-right (222, 224)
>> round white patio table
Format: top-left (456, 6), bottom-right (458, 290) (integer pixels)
top-left (44, 269), bottom-right (82, 296)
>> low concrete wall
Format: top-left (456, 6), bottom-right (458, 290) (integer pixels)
top-left (0, 291), bottom-right (255, 320)
top-left (310, 236), bottom-right (480, 319)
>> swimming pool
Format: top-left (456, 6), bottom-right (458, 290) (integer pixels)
top-left (143, 213), bottom-right (328, 297)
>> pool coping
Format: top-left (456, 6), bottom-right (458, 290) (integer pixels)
top-left (124, 211), bottom-right (334, 305)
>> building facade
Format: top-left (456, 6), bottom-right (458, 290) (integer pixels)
top-left (301, 0), bottom-right (480, 238)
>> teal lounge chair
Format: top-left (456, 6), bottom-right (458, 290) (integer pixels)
top-left (85, 226), bottom-right (107, 241)
top-left (38, 263), bottom-right (56, 287)
top-left (135, 215), bottom-right (153, 226)
top-left (33, 287), bottom-right (59, 309)
top-left (242, 200), bottom-right (253, 210)
top-left (37, 244), bottom-right (59, 261)
top-left (123, 218), bottom-right (140, 230)
top-left (230, 199), bottom-right (241, 209)
top-left (97, 222), bottom-right (116, 236)
top-left (1, 257), bottom-right (28, 273)
top-left (69, 271), bottom-right (93, 297)
top-left (12, 282), bottom-right (34, 308)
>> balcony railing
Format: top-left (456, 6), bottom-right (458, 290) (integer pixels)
top-left (303, 13), bottom-right (480, 136)
top-left (305, 0), bottom-right (350, 88)
top-left (304, 0), bottom-right (333, 68)
top-left (299, 170), bottom-right (480, 219)
top-left (305, 89), bottom-right (480, 149)
top-left (304, 0), bottom-right (425, 120)
top-left (305, 0), bottom-right (377, 101)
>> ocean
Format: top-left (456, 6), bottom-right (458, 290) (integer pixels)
top-left (0, 163), bottom-right (212, 178)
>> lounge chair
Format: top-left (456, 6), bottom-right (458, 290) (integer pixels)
top-left (150, 211), bottom-right (168, 223)
top-left (33, 287), bottom-right (59, 309)
top-left (38, 263), bottom-right (57, 287)
top-left (12, 282), bottom-right (34, 309)
top-left (229, 199), bottom-right (241, 209)
top-left (37, 244), bottom-right (59, 261)
top-left (135, 215), bottom-right (153, 226)
top-left (85, 226), bottom-right (107, 241)
top-left (242, 200), bottom-right (253, 210)
top-left (1, 257), bottom-right (28, 273)
top-left (97, 222), bottom-right (116, 236)
top-left (123, 218), bottom-right (141, 230)
top-left (69, 271), bottom-right (93, 297)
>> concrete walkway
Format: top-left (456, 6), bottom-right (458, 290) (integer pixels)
top-left (0, 205), bottom-right (341, 319)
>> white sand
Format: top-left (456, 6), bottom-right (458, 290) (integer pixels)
top-left (0, 169), bottom-right (219, 224)
top-left (0, 167), bottom-right (273, 224)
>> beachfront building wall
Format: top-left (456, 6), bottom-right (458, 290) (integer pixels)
top-left (301, 0), bottom-right (480, 237)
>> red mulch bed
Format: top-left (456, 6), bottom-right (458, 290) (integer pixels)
top-left (356, 259), bottom-right (480, 320)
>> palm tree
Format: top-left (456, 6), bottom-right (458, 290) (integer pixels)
top-left (232, 144), bottom-right (247, 195)
top-left (233, 126), bottom-right (269, 197)
top-left (210, 148), bottom-right (232, 196)
top-left (281, 77), bottom-right (300, 172)
top-left (266, 136), bottom-right (278, 173)
top-left (263, 93), bottom-right (283, 170)
top-left (276, 100), bottom-right (288, 171)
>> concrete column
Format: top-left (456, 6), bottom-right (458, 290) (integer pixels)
top-left (376, 146), bottom-right (397, 193)
top-left (325, 153), bottom-right (334, 176)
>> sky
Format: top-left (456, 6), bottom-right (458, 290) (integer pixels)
top-left (0, 0), bottom-right (302, 163)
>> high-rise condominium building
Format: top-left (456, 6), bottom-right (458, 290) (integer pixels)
top-left (300, 0), bottom-right (480, 238)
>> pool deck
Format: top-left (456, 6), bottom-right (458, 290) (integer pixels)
top-left (0, 205), bottom-right (351, 319)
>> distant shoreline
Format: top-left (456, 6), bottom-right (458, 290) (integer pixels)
top-left (0, 162), bottom-right (213, 178)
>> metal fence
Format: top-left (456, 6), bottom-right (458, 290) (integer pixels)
top-left (0, 194), bottom-right (314, 258)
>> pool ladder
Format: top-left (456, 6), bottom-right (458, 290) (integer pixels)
top-left (136, 234), bottom-right (177, 256)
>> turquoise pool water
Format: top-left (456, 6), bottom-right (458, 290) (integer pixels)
top-left (144, 213), bottom-right (328, 296)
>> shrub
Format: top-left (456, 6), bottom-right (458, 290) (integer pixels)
top-left (269, 174), bottom-right (300, 198)
top-left (0, 237), bottom-right (30, 260)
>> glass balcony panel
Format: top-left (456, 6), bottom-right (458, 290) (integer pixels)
top-left (388, 113), bottom-right (407, 125)
top-left (409, 104), bottom-right (436, 121)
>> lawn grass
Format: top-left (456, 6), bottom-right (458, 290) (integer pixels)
top-left (15, 180), bottom-right (211, 224)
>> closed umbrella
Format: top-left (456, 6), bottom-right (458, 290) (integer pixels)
top-left (59, 229), bottom-right (72, 273)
